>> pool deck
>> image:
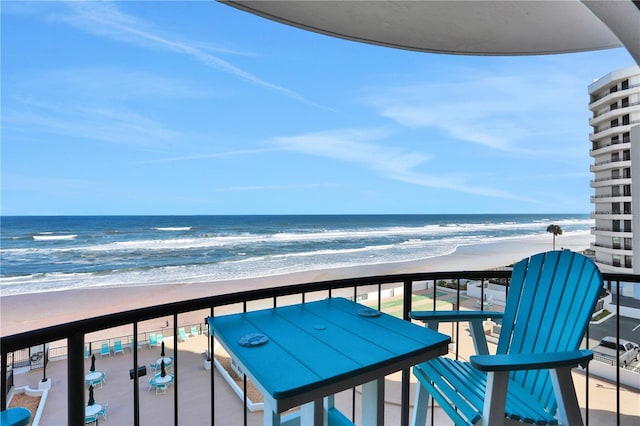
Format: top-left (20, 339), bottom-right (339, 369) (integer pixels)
top-left (9, 294), bottom-right (640, 425)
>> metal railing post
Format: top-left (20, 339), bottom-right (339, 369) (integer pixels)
top-left (68, 332), bottom-right (85, 426)
top-left (401, 279), bottom-right (413, 426)
top-left (133, 322), bottom-right (140, 426)
top-left (173, 314), bottom-right (179, 426)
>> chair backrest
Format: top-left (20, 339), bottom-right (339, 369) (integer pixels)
top-left (497, 250), bottom-right (602, 415)
top-left (100, 342), bottom-right (109, 353)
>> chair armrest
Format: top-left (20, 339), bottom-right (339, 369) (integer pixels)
top-left (470, 349), bottom-right (593, 372)
top-left (410, 310), bottom-right (504, 322)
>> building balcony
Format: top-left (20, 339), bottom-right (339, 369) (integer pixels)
top-left (589, 101), bottom-right (640, 126)
top-left (591, 212), bottom-right (633, 222)
top-left (2, 269), bottom-right (640, 425)
top-left (591, 242), bottom-right (633, 254)
top-left (590, 194), bottom-right (631, 203)
top-left (590, 138), bottom-right (632, 155)
top-left (594, 259), bottom-right (635, 273)
top-left (590, 158), bottom-right (632, 173)
top-left (592, 226), bottom-right (633, 237)
top-left (589, 120), bottom-right (640, 141)
top-left (590, 176), bottom-right (632, 188)
top-left (588, 82), bottom-right (640, 108)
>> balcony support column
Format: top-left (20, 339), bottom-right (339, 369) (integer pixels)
top-left (68, 332), bottom-right (85, 426)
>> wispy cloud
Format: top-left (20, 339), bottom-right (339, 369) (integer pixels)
top-left (362, 68), bottom-right (587, 155)
top-left (219, 183), bottom-right (341, 192)
top-left (272, 129), bottom-right (532, 201)
top-left (4, 97), bottom-right (181, 149)
top-left (39, 68), bottom-right (212, 100)
top-left (50, 1), bottom-right (314, 105)
top-left (136, 148), bottom-right (280, 164)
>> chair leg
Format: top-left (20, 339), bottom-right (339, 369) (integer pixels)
top-left (483, 371), bottom-right (508, 426)
top-left (411, 383), bottom-right (430, 426)
top-left (550, 367), bottom-right (584, 426)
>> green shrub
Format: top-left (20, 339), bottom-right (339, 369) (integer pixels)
top-left (592, 309), bottom-right (611, 322)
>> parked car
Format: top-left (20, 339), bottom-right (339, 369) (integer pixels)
top-left (593, 336), bottom-right (640, 367)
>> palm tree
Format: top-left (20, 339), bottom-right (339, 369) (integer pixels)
top-left (546, 224), bottom-right (563, 250)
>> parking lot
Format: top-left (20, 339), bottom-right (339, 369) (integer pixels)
top-left (589, 315), bottom-right (640, 369)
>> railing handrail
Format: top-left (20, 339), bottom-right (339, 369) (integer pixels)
top-left (2, 270), bottom-right (638, 351)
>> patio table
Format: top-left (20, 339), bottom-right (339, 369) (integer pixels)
top-left (156, 357), bottom-right (172, 367)
top-left (0, 407), bottom-right (31, 426)
top-left (85, 403), bottom-right (102, 417)
top-left (155, 374), bottom-right (173, 385)
top-left (208, 297), bottom-right (450, 426)
top-left (84, 371), bottom-right (103, 382)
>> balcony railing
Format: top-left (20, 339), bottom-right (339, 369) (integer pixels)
top-left (590, 82), bottom-right (640, 103)
top-left (593, 120), bottom-right (640, 135)
top-left (592, 101), bottom-right (640, 118)
top-left (2, 269), bottom-right (639, 425)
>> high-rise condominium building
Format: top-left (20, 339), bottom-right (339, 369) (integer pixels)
top-left (589, 65), bottom-right (640, 285)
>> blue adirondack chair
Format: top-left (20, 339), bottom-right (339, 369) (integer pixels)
top-left (411, 251), bottom-right (603, 426)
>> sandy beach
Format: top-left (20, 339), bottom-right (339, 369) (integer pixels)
top-left (1, 232), bottom-right (593, 337)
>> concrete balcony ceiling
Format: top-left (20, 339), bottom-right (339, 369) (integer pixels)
top-left (221, 0), bottom-right (640, 63)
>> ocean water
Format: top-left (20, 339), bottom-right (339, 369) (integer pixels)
top-left (0, 214), bottom-right (591, 296)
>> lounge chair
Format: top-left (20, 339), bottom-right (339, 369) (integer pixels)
top-left (475, 292), bottom-right (494, 308)
top-left (178, 327), bottom-right (188, 342)
top-left (99, 342), bottom-right (110, 358)
top-left (191, 326), bottom-right (198, 336)
top-left (97, 402), bottom-right (108, 420)
top-left (113, 339), bottom-right (124, 355)
top-left (84, 345), bottom-right (89, 359)
top-left (148, 333), bottom-right (157, 348)
top-left (411, 251), bottom-right (603, 426)
top-left (156, 383), bottom-right (167, 395)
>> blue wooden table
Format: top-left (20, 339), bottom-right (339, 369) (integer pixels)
top-left (208, 297), bottom-right (450, 426)
top-left (0, 407), bottom-right (31, 426)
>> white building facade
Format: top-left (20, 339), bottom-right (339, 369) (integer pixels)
top-left (589, 66), bottom-right (640, 291)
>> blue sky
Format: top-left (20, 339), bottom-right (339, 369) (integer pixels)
top-left (1, 1), bottom-right (636, 215)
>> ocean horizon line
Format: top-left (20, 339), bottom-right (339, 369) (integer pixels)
top-left (1, 212), bottom-right (590, 218)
